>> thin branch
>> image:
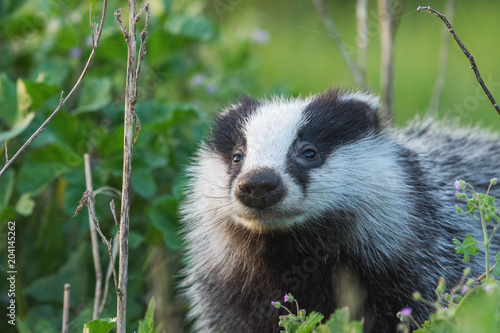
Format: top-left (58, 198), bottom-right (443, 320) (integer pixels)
top-left (476, 263), bottom-right (497, 284)
top-left (110, 199), bottom-right (120, 232)
top-left (115, 1), bottom-right (150, 331)
top-left (428, 0), bottom-right (455, 116)
top-left (391, 0), bottom-right (406, 35)
top-left (62, 283), bottom-right (71, 333)
top-left (84, 154), bottom-right (102, 320)
top-left (98, 233), bottom-right (119, 317)
top-left (0, 0), bottom-right (108, 178)
top-left (114, 9), bottom-right (128, 40)
top-left (418, 6), bottom-right (500, 116)
top-left (85, 190), bottom-right (119, 295)
top-left (356, 0), bottom-right (368, 79)
top-left (312, 0), bottom-right (367, 90)
top-left (4, 142), bottom-right (8, 164)
top-left (132, 3), bottom-right (149, 144)
top-left (377, 0), bottom-right (395, 121)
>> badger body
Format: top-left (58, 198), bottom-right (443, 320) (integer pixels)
top-left (181, 90), bottom-right (500, 332)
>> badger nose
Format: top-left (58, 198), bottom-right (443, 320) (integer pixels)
top-left (237, 170), bottom-right (284, 209)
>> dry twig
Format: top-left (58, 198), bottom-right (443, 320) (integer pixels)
top-left (0, 0), bottom-right (108, 178)
top-left (115, 2), bottom-right (150, 332)
top-left (418, 6), bottom-right (500, 116)
top-left (356, 0), bottom-right (368, 78)
top-left (99, 233), bottom-right (119, 315)
top-left (312, 0), bottom-right (367, 90)
top-left (62, 283), bottom-right (71, 333)
top-left (84, 154), bottom-right (103, 320)
top-left (427, 0), bottom-right (455, 115)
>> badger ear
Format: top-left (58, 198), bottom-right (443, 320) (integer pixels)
top-left (338, 91), bottom-right (384, 128)
top-left (339, 91), bottom-right (381, 115)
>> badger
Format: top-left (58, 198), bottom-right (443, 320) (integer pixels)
top-left (181, 89), bottom-right (500, 332)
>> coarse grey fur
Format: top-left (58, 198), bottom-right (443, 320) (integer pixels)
top-left (180, 89), bottom-right (500, 333)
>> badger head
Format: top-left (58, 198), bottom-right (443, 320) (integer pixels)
top-left (184, 89), bottom-right (415, 238)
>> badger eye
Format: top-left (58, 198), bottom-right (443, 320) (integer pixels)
top-left (301, 149), bottom-right (317, 160)
top-left (232, 153), bottom-right (244, 165)
top-left (297, 143), bottom-right (320, 165)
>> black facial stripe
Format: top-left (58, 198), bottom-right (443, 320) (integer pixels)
top-left (207, 96), bottom-right (260, 189)
top-left (300, 89), bottom-right (380, 155)
top-left (287, 89), bottom-right (381, 191)
top-left (208, 96), bottom-right (260, 165)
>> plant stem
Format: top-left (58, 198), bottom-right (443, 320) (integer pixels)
top-left (479, 207), bottom-right (490, 279)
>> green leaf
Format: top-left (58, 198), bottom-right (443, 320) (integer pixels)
top-left (0, 112), bottom-right (35, 143)
top-left (138, 297), bottom-right (156, 333)
top-left (15, 193), bottom-right (35, 216)
top-left (454, 234), bottom-right (480, 263)
top-left (23, 81), bottom-right (59, 109)
top-left (131, 166), bottom-right (157, 199)
top-left (492, 251), bottom-right (500, 277)
top-left (314, 307), bottom-right (363, 333)
top-left (25, 243), bottom-right (89, 302)
top-left (166, 15), bottom-right (216, 42)
top-left (0, 168), bottom-right (15, 209)
top-left (16, 158), bottom-right (57, 194)
top-left (129, 231), bottom-right (145, 249)
top-left (84, 318), bottom-right (116, 333)
top-left (17, 78), bottom-right (32, 117)
top-left (147, 195), bottom-right (182, 250)
top-left (73, 77), bottom-right (112, 114)
top-left (297, 312), bottom-right (324, 333)
top-left (0, 72), bottom-right (18, 126)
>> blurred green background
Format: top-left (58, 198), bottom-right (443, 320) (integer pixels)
top-left (1, 0), bottom-right (500, 332)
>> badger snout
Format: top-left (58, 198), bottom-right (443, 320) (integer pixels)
top-left (237, 169), bottom-right (284, 209)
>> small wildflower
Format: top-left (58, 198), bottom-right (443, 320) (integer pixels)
top-left (69, 47), bottom-right (81, 58)
top-left (455, 180), bottom-right (464, 190)
top-left (460, 285), bottom-right (468, 294)
top-left (400, 308), bottom-right (412, 317)
top-left (284, 294), bottom-right (289, 302)
top-left (272, 301), bottom-right (281, 309)
top-left (251, 28), bottom-right (270, 44)
top-left (484, 285), bottom-right (494, 294)
top-left (190, 73), bottom-right (205, 87)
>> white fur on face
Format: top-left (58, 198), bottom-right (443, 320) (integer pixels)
top-left (229, 96), bottom-right (312, 230)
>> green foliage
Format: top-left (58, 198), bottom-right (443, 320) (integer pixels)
top-left (0, 0), bottom-right (263, 331)
top-left (272, 295), bottom-right (362, 333)
top-left (83, 318), bottom-right (116, 333)
top-left (453, 234), bottom-right (479, 263)
top-left (138, 297), bottom-right (162, 333)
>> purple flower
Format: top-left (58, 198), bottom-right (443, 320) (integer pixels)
top-left (460, 285), bottom-right (468, 294)
top-left (455, 180), bottom-right (463, 190)
top-left (400, 307), bottom-right (412, 317)
top-left (69, 47), bottom-right (82, 58)
top-left (284, 294), bottom-right (289, 302)
top-left (484, 285), bottom-right (494, 294)
top-left (251, 28), bottom-right (270, 44)
top-left (190, 73), bottom-right (205, 87)
top-left (271, 301), bottom-right (281, 308)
